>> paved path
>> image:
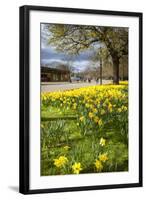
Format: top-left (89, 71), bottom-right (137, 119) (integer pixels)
top-left (41, 80), bottom-right (112, 92)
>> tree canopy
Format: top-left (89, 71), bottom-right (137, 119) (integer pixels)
top-left (45, 24), bottom-right (128, 84)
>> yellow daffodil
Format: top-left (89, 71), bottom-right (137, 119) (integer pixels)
top-left (92, 108), bottom-right (97, 113)
top-left (63, 146), bottom-right (70, 151)
top-left (98, 153), bottom-right (108, 162)
top-left (99, 138), bottom-right (106, 146)
top-left (53, 156), bottom-right (68, 168)
top-left (72, 162), bottom-right (83, 174)
top-left (108, 103), bottom-right (113, 112)
top-left (42, 95), bottom-right (47, 101)
top-left (95, 160), bottom-right (103, 171)
top-left (98, 119), bottom-right (103, 126)
top-left (89, 112), bottom-right (94, 119)
top-left (121, 105), bottom-right (127, 111)
top-left (117, 108), bottom-right (122, 113)
top-left (79, 116), bottom-right (84, 121)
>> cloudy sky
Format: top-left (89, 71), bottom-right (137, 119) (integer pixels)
top-left (40, 24), bottom-right (99, 72)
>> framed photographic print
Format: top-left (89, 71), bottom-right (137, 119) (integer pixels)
top-left (19, 5), bottom-right (143, 194)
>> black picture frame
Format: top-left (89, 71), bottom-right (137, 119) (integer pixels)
top-left (19, 5), bottom-right (143, 194)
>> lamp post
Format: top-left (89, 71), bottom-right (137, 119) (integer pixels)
top-left (99, 47), bottom-right (102, 85)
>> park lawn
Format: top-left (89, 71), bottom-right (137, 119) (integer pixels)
top-left (41, 82), bottom-right (128, 175)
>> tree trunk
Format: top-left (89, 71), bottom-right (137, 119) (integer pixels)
top-left (112, 56), bottom-right (119, 84)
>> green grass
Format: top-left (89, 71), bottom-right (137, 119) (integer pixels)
top-left (41, 107), bottom-right (128, 176)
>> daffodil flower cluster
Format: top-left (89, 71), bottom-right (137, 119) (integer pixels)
top-left (53, 155), bottom-right (83, 174)
top-left (42, 84), bottom-right (128, 134)
top-left (53, 138), bottom-right (109, 174)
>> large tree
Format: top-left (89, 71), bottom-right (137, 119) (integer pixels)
top-left (45, 24), bottom-right (128, 84)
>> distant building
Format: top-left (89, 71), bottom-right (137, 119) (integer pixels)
top-left (41, 66), bottom-right (70, 82)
